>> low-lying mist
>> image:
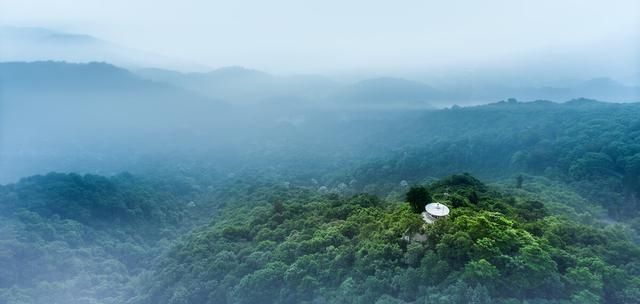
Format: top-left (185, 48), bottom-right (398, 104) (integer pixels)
top-left (1, 61), bottom-right (639, 184)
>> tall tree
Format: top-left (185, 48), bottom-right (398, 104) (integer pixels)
top-left (516, 175), bottom-right (524, 189)
top-left (406, 186), bottom-right (431, 213)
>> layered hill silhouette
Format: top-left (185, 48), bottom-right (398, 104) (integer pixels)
top-left (0, 61), bottom-right (226, 126)
top-left (3, 25), bottom-right (639, 107)
top-left (0, 26), bottom-right (204, 71)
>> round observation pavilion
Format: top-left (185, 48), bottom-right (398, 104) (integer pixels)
top-left (424, 202), bottom-right (450, 219)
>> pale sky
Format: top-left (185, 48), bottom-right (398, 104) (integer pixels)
top-left (1, 0), bottom-right (639, 76)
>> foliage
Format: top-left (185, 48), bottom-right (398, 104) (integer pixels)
top-left (0, 173), bottom-right (207, 304)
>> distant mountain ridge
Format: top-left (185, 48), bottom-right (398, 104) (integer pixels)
top-left (2, 26), bottom-right (639, 107)
top-left (1, 61), bottom-right (138, 90)
top-left (135, 66), bottom-right (340, 106)
top-left (0, 26), bottom-right (205, 71)
top-left (0, 61), bottom-right (227, 128)
top-left (136, 66), bottom-right (640, 108)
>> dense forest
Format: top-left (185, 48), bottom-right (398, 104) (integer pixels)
top-left (0, 173), bottom-right (200, 303)
top-left (1, 172), bottom-right (639, 303)
top-left (133, 174), bottom-right (640, 304)
top-left (346, 100), bottom-right (640, 218)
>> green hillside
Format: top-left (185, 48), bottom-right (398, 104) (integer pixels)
top-left (132, 174), bottom-right (640, 304)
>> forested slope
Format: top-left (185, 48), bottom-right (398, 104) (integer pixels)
top-left (347, 100), bottom-right (640, 220)
top-left (0, 173), bottom-right (206, 303)
top-left (133, 174), bottom-right (640, 304)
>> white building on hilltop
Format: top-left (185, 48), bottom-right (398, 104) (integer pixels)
top-left (422, 202), bottom-right (450, 224)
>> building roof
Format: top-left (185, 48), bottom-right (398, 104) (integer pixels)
top-left (425, 202), bottom-right (450, 217)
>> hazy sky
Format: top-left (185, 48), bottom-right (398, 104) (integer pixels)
top-left (1, 0), bottom-right (639, 77)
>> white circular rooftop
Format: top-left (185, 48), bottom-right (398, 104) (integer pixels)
top-left (425, 203), bottom-right (450, 217)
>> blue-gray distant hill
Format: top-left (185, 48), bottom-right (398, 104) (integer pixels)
top-left (0, 61), bottom-right (238, 183)
top-left (0, 61), bottom-right (228, 168)
top-left (136, 66), bottom-right (339, 107)
top-left (455, 78), bottom-right (640, 105)
top-left (137, 66), bottom-right (639, 108)
top-left (0, 61), bottom-right (226, 128)
top-left (0, 26), bottom-right (203, 71)
top-left (136, 69), bottom-right (441, 109)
